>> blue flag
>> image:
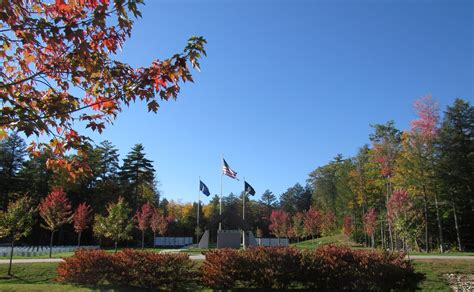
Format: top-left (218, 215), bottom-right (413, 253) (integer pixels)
top-left (244, 181), bottom-right (256, 196)
top-left (200, 180), bottom-right (211, 196)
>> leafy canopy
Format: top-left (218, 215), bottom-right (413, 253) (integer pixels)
top-left (0, 196), bottom-right (35, 241)
top-left (39, 187), bottom-right (73, 232)
top-left (94, 197), bottom-right (134, 242)
top-left (0, 0), bottom-right (206, 177)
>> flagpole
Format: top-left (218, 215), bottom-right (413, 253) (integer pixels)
top-left (242, 177), bottom-right (246, 249)
top-left (197, 176), bottom-right (200, 244)
top-left (219, 156), bottom-right (223, 231)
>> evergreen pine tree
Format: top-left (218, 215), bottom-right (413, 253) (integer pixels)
top-left (119, 144), bottom-right (156, 209)
top-left (437, 98), bottom-right (473, 251)
top-left (0, 133), bottom-right (27, 208)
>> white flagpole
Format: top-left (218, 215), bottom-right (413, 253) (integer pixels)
top-left (219, 156), bottom-right (223, 231)
top-left (197, 176), bottom-right (201, 244)
top-left (242, 177), bottom-right (246, 249)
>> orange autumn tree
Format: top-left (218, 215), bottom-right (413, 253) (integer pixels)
top-left (39, 188), bottom-right (73, 258)
top-left (73, 202), bottom-right (93, 247)
top-left (135, 202), bottom-right (153, 249)
top-left (0, 0), bottom-right (206, 177)
top-left (150, 208), bottom-right (172, 245)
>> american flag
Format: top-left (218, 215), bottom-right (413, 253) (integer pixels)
top-left (222, 159), bottom-right (237, 179)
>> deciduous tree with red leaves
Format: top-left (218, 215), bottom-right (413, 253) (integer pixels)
top-left (39, 188), bottom-right (72, 257)
top-left (322, 210), bottom-right (336, 236)
top-left (363, 208), bottom-right (377, 248)
top-left (342, 215), bottom-right (352, 236)
top-left (0, 0), bottom-right (206, 178)
top-left (303, 207), bottom-right (321, 239)
top-left (73, 202), bottom-right (92, 247)
top-left (135, 202), bottom-right (153, 249)
top-left (369, 121), bottom-right (401, 250)
top-left (410, 95), bottom-right (444, 252)
top-left (269, 210), bottom-right (289, 245)
top-left (149, 208), bottom-right (172, 246)
top-left (387, 189), bottom-right (422, 250)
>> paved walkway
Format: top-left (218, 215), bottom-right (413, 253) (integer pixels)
top-left (407, 255), bottom-right (474, 260)
top-left (0, 258), bottom-right (63, 264)
top-left (0, 254), bottom-right (206, 264)
top-left (0, 254), bottom-right (471, 264)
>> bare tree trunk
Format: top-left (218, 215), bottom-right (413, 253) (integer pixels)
top-left (422, 193), bottom-right (429, 252)
top-left (8, 239), bottom-right (14, 276)
top-left (433, 194), bottom-right (444, 253)
top-left (380, 221), bottom-right (384, 249)
top-left (386, 177), bottom-right (394, 250)
top-left (114, 241), bottom-right (118, 253)
top-left (141, 231), bottom-right (145, 249)
top-left (49, 231), bottom-right (55, 258)
top-left (77, 232), bottom-right (81, 248)
top-left (451, 202), bottom-right (462, 251)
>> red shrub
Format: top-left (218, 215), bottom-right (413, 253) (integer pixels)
top-left (57, 249), bottom-right (112, 285)
top-left (111, 249), bottom-right (195, 290)
top-left (201, 247), bottom-right (301, 289)
top-left (302, 245), bottom-right (414, 290)
top-left (200, 249), bottom-right (241, 289)
top-left (201, 245), bottom-right (416, 290)
top-left (57, 249), bottom-right (195, 290)
top-left (243, 247), bottom-right (301, 288)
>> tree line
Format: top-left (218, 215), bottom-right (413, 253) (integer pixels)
top-left (0, 97), bottom-right (472, 252)
top-left (306, 97), bottom-right (473, 251)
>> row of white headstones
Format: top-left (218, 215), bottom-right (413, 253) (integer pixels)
top-left (0, 245), bottom-right (99, 257)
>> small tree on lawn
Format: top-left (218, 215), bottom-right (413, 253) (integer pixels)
top-left (343, 215), bottom-right (353, 236)
top-left (269, 210), bottom-right (289, 245)
top-left (73, 203), bottom-right (93, 248)
top-left (291, 212), bottom-right (305, 242)
top-left (136, 202), bottom-right (154, 249)
top-left (150, 208), bottom-right (172, 242)
top-left (0, 196), bottom-right (35, 276)
top-left (158, 215), bottom-right (172, 237)
top-left (387, 189), bottom-right (423, 251)
top-left (150, 208), bottom-right (161, 246)
top-left (94, 197), bottom-right (133, 252)
top-left (304, 207), bottom-right (322, 239)
top-left (322, 210), bottom-right (336, 236)
top-left (39, 188), bottom-right (72, 258)
top-left (364, 208), bottom-right (377, 248)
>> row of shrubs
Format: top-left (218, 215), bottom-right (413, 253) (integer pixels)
top-left (57, 249), bottom-right (195, 290)
top-left (57, 246), bottom-right (417, 290)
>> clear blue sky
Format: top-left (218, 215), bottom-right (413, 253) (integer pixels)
top-left (88, 0), bottom-right (473, 204)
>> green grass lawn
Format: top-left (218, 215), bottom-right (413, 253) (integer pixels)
top-left (409, 251), bottom-right (474, 256)
top-left (0, 263), bottom-right (88, 291)
top-left (413, 259), bottom-right (474, 291)
top-left (292, 234), bottom-right (474, 256)
top-left (291, 233), bottom-right (363, 249)
top-left (0, 258), bottom-right (471, 291)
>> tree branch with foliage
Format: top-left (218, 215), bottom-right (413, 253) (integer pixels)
top-left (0, 0), bottom-right (206, 179)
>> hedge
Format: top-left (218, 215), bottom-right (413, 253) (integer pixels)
top-left (200, 245), bottom-right (416, 290)
top-left (58, 245), bottom-right (416, 290)
top-left (57, 249), bottom-right (195, 290)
